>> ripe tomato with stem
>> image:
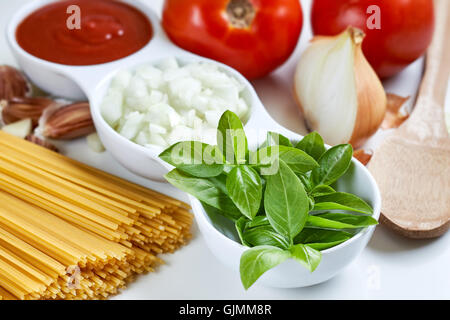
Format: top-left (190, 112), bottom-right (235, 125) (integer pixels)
top-left (162, 0), bottom-right (304, 80)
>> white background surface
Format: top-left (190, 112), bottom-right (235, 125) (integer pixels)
top-left (0, 0), bottom-right (449, 299)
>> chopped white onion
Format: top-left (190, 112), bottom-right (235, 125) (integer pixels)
top-left (204, 110), bottom-right (222, 127)
top-left (101, 58), bottom-right (250, 148)
top-left (149, 123), bottom-right (167, 135)
top-left (111, 70), bottom-right (132, 90)
top-left (101, 90), bottom-right (123, 126)
top-left (136, 65), bottom-right (163, 89)
top-left (148, 133), bottom-right (168, 147)
top-left (119, 111), bottom-right (145, 140)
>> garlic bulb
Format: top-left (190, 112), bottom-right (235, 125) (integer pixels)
top-left (294, 28), bottom-right (386, 147)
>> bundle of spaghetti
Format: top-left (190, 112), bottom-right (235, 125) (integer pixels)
top-left (0, 191), bottom-right (134, 299)
top-left (0, 131), bottom-right (192, 251)
top-left (0, 131), bottom-right (192, 299)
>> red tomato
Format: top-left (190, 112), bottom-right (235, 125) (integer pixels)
top-left (162, 0), bottom-right (303, 80)
top-left (311, 0), bottom-right (435, 78)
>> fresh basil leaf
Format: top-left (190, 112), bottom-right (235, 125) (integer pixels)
top-left (308, 196), bottom-right (315, 210)
top-left (226, 166), bottom-right (262, 219)
top-left (243, 225), bottom-right (290, 249)
top-left (306, 215), bottom-right (358, 229)
top-left (159, 141), bottom-right (224, 177)
top-left (240, 245), bottom-right (290, 290)
top-left (208, 174), bottom-right (229, 194)
top-left (217, 110), bottom-right (248, 165)
top-left (297, 173), bottom-right (313, 192)
top-left (306, 214), bottom-right (377, 229)
top-left (311, 144), bottom-right (353, 186)
top-left (317, 213), bottom-right (378, 227)
top-left (294, 228), bottom-right (352, 243)
top-left (236, 217), bottom-right (250, 246)
top-left (277, 146), bottom-right (319, 174)
top-left (289, 244), bottom-right (322, 272)
top-left (310, 185), bottom-right (335, 197)
top-left (165, 169), bottom-right (241, 220)
top-left (295, 132), bottom-right (326, 160)
top-left (313, 192), bottom-right (373, 215)
top-left (223, 164), bottom-right (234, 174)
top-left (202, 202), bottom-right (241, 238)
top-left (257, 146), bottom-right (318, 174)
top-left (257, 179), bottom-right (267, 215)
top-left (245, 215), bottom-right (270, 228)
top-left (178, 164), bottom-right (223, 178)
top-left (261, 131), bottom-right (293, 148)
top-left (264, 160), bottom-right (309, 242)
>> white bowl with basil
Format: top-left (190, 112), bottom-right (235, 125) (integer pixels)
top-left (160, 110), bottom-right (381, 289)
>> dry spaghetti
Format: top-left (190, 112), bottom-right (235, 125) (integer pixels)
top-left (0, 131), bottom-right (192, 299)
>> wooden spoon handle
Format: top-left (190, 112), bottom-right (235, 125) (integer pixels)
top-left (403, 0), bottom-right (450, 140)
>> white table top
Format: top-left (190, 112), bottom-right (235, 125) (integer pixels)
top-left (1, 0), bottom-right (449, 300)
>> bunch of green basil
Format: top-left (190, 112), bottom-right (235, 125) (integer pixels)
top-left (159, 111), bottom-right (377, 289)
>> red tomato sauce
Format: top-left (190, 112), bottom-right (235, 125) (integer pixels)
top-left (16, 0), bottom-right (153, 65)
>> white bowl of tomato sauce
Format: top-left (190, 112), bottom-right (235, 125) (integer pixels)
top-left (6, 0), bottom-right (164, 100)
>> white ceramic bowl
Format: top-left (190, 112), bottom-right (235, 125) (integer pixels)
top-left (7, 0), bottom-right (382, 288)
top-left (6, 0), bottom-right (171, 101)
top-left (7, 0), bottom-right (290, 181)
top-left (190, 141), bottom-right (382, 288)
top-left (87, 56), bottom-right (292, 181)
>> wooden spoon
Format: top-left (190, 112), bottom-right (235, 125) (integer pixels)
top-left (368, 0), bottom-right (450, 239)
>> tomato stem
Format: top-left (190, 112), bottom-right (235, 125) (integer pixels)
top-left (226, 0), bottom-right (255, 29)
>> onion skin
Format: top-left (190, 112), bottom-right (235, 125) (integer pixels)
top-left (381, 94), bottom-right (410, 130)
top-left (294, 28), bottom-right (386, 148)
top-left (354, 149), bottom-right (373, 166)
top-left (350, 30), bottom-right (386, 147)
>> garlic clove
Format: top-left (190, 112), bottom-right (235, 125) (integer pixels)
top-left (294, 28), bottom-right (386, 147)
top-left (41, 102), bottom-right (95, 140)
top-left (2, 96), bottom-right (55, 126)
top-left (0, 65), bottom-right (31, 100)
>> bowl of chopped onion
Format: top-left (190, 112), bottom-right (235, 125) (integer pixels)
top-left (88, 51), bottom-right (294, 180)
